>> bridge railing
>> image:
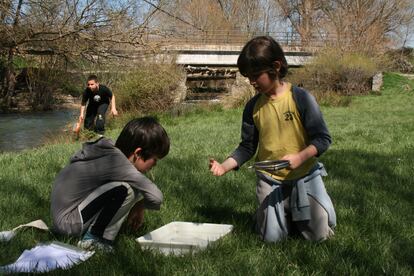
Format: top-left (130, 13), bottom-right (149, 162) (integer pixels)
top-left (144, 29), bottom-right (334, 50)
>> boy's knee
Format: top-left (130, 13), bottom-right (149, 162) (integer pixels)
top-left (298, 195), bottom-right (334, 242)
top-left (256, 206), bottom-right (289, 242)
top-left (97, 114), bottom-right (104, 122)
top-left (262, 230), bottom-right (288, 242)
top-left (299, 211), bottom-right (333, 242)
top-left (114, 184), bottom-right (128, 194)
top-left (101, 182), bottom-right (134, 206)
top-left (115, 182), bottom-right (135, 201)
top-left (302, 225), bottom-right (334, 242)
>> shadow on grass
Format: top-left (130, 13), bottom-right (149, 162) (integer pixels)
top-left (322, 148), bottom-right (414, 270)
top-left (0, 177), bottom-right (55, 265)
top-left (194, 205), bottom-right (255, 231)
top-left (159, 149), bottom-right (414, 271)
top-left (2, 145), bottom-right (412, 273)
top-left (324, 148), bottom-right (414, 211)
top-left (158, 154), bottom-right (255, 220)
top-left (0, 177), bottom-right (50, 225)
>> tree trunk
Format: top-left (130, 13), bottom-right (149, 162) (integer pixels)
top-left (2, 0), bottom-right (23, 106)
top-left (3, 48), bottom-right (16, 102)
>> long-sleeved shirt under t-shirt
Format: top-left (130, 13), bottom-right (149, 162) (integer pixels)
top-left (230, 84), bottom-right (332, 181)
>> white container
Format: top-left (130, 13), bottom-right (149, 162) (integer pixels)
top-left (136, 221), bottom-right (233, 255)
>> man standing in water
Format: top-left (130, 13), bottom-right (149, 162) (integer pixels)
top-left (79, 75), bottom-right (118, 135)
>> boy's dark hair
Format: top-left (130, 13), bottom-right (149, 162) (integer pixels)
top-left (237, 36), bottom-right (288, 80)
top-left (115, 116), bottom-right (170, 160)
top-left (87, 74), bottom-right (98, 82)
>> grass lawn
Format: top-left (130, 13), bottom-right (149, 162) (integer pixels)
top-left (0, 73), bottom-right (413, 275)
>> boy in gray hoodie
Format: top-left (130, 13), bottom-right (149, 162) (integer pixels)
top-left (51, 117), bottom-right (170, 251)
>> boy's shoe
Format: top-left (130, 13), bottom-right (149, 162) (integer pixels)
top-left (77, 231), bottom-right (114, 253)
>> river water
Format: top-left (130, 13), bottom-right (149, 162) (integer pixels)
top-left (0, 110), bottom-right (77, 152)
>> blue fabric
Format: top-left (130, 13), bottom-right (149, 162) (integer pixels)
top-left (291, 177), bottom-right (311, 221)
top-left (256, 163), bottom-right (336, 242)
top-left (263, 185), bottom-right (288, 241)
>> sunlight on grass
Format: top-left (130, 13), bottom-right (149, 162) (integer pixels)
top-left (0, 73), bottom-right (413, 274)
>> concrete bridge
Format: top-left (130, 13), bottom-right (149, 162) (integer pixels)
top-left (135, 42), bottom-right (316, 101)
top-left (176, 46), bottom-right (312, 67)
top-left (142, 29), bottom-right (324, 67)
top-left (153, 44), bottom-right (313, 67)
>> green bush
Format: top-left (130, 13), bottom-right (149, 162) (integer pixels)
top-left (288, 48), bottom-right (380, 105)
top-left (13, 56), bottom-right (36, 70)
top-left (115, 64), bottom-right (185, 114)
top-left (60, 81), bottom-right (83, 97)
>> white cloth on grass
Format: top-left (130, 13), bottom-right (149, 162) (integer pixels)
top-left (0, 242), bottom-right (94, 273)
top-left (0, 219), bottom-right (49, 242)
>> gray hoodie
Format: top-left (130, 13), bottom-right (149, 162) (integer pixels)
top-left (51, 138), bottom-right (162, 234)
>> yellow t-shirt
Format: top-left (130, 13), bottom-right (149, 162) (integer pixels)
top-left (253, 83), bottom-right (317, 180)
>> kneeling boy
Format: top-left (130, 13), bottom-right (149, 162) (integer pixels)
top-left (51, 116), bottom-right (170, 251)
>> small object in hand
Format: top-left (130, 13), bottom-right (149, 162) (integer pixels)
top-left (248, 160), bottom-right (290, 172)
top-left (73, 122), bottom-right (81, 135)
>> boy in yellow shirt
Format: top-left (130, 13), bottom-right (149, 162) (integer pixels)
top-left (209, 36), bottom-right (336, 242)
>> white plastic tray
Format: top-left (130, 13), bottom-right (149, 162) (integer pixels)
top-left (136, 221), bottom-right (233, 255)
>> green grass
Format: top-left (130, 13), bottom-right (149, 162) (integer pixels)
top-left (1, 73), bottom-right (413, 275)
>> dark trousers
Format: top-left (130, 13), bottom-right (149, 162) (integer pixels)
top-left (77, 182), bottom-right (142, 241)
top-left (80, 185), bottom-right (128, 238)
top-left (84, 103), bottom-right (109, 134)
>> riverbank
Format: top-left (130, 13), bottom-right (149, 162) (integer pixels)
top-left (0, 91), bottom-right (80, 113)
top-left (52, 93), bottom-right (80, 110)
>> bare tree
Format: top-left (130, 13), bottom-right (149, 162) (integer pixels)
top-left (274, 0), bottom-right (414, 52)
top-left (1, 0), bottom-right (23, 103)
top-left (275, 0), bottom-right (325, 45)
top-left (150, 0), bottom-right (281, 44)
top-left (321, 0), bottom-right (414, 52)
top-left (151, 0), bottom-right (231, 37)
top-left (0, 0), bottom-right (159, 105)
top-left (400, 7), bottom-right (414, 48)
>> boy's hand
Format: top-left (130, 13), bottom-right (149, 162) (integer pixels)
top-left (126, 200), bottom-right (145, 231)
top-left (281, 153), bottom-right (303, 170)
top-left (111, 108), bottom-right (118, 116)
top-left (209, 158), bottom-right (226, 176)
top-left (282, 145), bottom-right (318, 170)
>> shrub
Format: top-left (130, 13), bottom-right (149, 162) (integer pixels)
top-left (26, 67), bottom-right (59, 110)
top-left (287, 48), bottom-right (380, 106)
top-left (115, 64), bottom-right (185, 114)
top-left (311, 89), bottom-right (352, 107)
top-left (60, 81), bottom-right (83, 97)
top-left (221, 74), bottom-right (256, 109)
top-left (19, 67), bottom-right (83, 110)
top-left (385, 47), bottom-right (414, 73)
